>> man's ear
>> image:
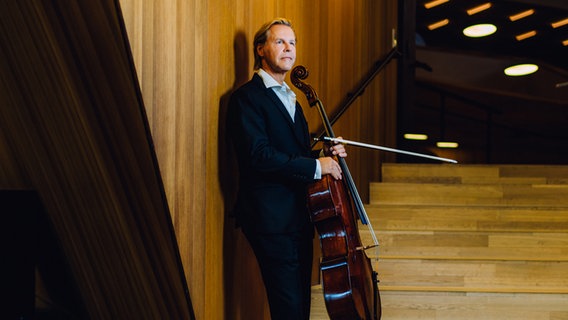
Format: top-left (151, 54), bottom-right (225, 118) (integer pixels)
top-left (256, 45), bottom-right (264, 58)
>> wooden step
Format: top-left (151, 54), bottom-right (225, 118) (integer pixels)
top-left (499, 165), bottom-right (568, 180)
top-left (357, 230), bottom-right (568, 261)
top-left (310, 287), bottom-right (568, 320)
top-left (362, 204), bottom-right (568, 232)
top-left (374, 231), bottom-right (568, 250)
top-left (308, 163), bottom-right (568, 320)
top-left (370, 245), bottom-right (568, 262)
top-left (381, 163), bottom-right (568, 184)
top-left (381, 163), bottom-right (500, 184)
top-left (375, 259), bottom-right (568, 294)
top-left (369, 182), bottom-right (568, 207)
top-left (378, 291), bottom-right (568, 320)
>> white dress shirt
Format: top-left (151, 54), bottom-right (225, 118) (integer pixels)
top-left (257, 68), bottom-right (322, 179)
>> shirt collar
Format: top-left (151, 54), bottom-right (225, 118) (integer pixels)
top-left (257, 68), bottom-right (292, 92)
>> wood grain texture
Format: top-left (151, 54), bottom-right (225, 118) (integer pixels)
top-left (349, 164), bottom-right (568, 320)
top-left (0, 0), bottom-right (193, 318)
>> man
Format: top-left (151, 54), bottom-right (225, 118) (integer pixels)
top-left (228, 18), bottom-right (346, 319)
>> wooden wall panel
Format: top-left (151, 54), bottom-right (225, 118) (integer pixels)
top-left (0, 0), bottom-right (194, 318)
top-left (0, 129), bottom-right (28, 189)
top-left (120, 0), bottom-right (398, 318)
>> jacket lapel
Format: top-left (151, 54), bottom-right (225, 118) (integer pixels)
top-left (293, 102), bottom-right (310, 149)
top-left (253, 74), bottom-right (309, 149)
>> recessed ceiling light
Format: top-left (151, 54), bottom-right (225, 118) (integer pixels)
top-left (463, 24), bottom-right (497, 37)
top-left (509, 9), bottom-right (535, 21)
top-left (428, 19), bottom-right (450, 30)
top-left (504, 64), bottom-right (539, 76)
top-left (436, 142), bottom-right (459, 148)
top-left (467, 3), bottom-right (492, 15)
top-left (404, 133), bottom-right (428, 140)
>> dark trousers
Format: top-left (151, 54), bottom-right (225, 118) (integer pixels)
top-left (243, 226), bottom-right (314, 320)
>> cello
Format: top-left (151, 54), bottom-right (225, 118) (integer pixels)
top-left (291, 65), bottom-right (381, 320)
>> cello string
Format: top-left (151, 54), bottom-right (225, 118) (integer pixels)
top-left (340, 159), bottom-right (379, 247)
top-left (315, 99), bottom-right (380, 247)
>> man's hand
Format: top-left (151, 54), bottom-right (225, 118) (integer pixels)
top-left (323, 136), bottom-right (347, 158)
top-left (319, 157), bottom-right (342, 180)
top-left (319, 136), bottom-right (348, 180)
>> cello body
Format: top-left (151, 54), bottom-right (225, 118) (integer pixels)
top-left (308, 175), bottom-right (381, 320)
top-left (291, 66), bottom-right (381, 319)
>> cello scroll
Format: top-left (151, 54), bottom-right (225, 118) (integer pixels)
top-left (291, 65), bottom-right (319, 107)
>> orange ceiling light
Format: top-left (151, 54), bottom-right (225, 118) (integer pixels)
top-left (424, 0), bottom-right (449, 9)
top-left (509, 9), bottom-right (535, 21)
top-left (562, 39), bottom-right (568, 46)
top-left (467, 3), bottom-right (492, 15)
top-left (428, 19), bottom-right (450, 30)
top-left (551, 18), bottom-right (568, 28)
top-left (516, 30), bottom-right (537, 41)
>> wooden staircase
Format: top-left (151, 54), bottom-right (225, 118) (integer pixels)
top-left (310, 164), bottom-right (568, 319)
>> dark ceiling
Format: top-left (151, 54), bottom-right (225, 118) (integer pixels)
top-left (413, 0), bottom-right (568, 103)
top-left (416, 0), bottom-right (568, 72)
top-left (404, 0), bottom-right (568, 163)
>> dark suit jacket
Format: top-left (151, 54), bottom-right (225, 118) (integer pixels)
top-left (228, 73), bottom-right (318, 233)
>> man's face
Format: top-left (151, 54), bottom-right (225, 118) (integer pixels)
top-left (257, 24), bottom-right (296, 79)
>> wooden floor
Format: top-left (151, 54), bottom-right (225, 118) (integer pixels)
top-left (310, 164), bottom-right (568, 319)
